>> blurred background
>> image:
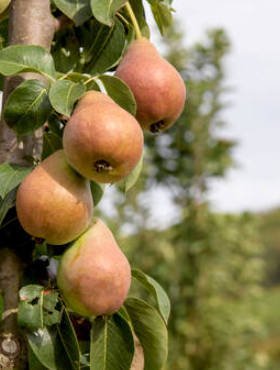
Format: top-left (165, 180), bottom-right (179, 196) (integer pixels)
top-left (98, 1), bottom-right (280, 369)
top-left (0, 1), bottom-right (278, 368)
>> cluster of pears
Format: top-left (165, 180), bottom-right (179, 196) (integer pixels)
top-left (16, 36), bottom-right (186, 317)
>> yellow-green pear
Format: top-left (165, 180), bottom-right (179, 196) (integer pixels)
top-left (57, 219), bottom-right (131, 317)
top-left (115, 37), bottom-right (186, 133)
top-left (16, 150), bottom-right (93, 245)
top-left (0, 0), bottom-right (10, 14)
top-left (63, 91), bottom-right (144, 183)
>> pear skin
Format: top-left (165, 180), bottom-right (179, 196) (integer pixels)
top-left (57, 219), bottom-right (131, 317)
top-left (16, 150), bottom-right (93, 245)
top-left (73, 90), bottom-right (113, 114)
top-left (0, 0), bottom-right (10, 14)
top-left (115, 37), bottom-right (186, 133)
top-left (63, 91), bottom-right (144, 183)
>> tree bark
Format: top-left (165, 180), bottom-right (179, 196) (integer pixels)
top-left (0, 1), bottom-right (56, 368)
top-left (0, 249), bottom-right (24, 370)
top-left (0, 0), bottom-right (56, 164)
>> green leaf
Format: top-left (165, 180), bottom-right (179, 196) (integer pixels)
top-left (58, 72), bottom-right (89, 84)
top-left (0, 18), bottom-right (9, 52)
top-left (90, 181), bottom-right (105, 206)
top-left (18, 299), bottom-right (43, 330)
top-left (0, 188), bottom-right (17, 226)
top-left (18, 285), bottom-right (44, 330)
top-left (42, 115), bottom-right (63, 159)
top-left (0, 163), bottom-right (31, 199)
top-left (132, 268), bottom-right (171, 324)
top-left (18, 286), bottom-right (61, 330)
top-left (147, 1), bottom-right (173, 35)
top-left (48, 115), bottom-right (64, 136)
top-left (57, 308), bottom-right (81, 370)
top-left (28, 345), bottom-right (48, 370)
top-left (42, 130), bottom-right (63, 160)
top-left (19, 284), bottom-right (44, 302)
top-left (43, 290), bottom-right (61, 326)
top-left (0, 45), bottom-right (56, 79)
top-left (27, 326), bottom-right (75, 370)
top-left (117, 306), bottom-right (131, 323)
top-left (125, 298), bottom-right (168, 370)
top-left (52, 33), bottom-right (80, 74)
top-left (53, 0), bottom-right (92, 26)
top-left (58, 73), bottom-right (100, 91)
top-left (98, 75), bottom-right (136, 115)
top-left (85, 79), bottom-right (101, 92)
top-left (90, 0), bottom-right (127, 26)
top-left (4, 79), bottom-right (52, 135)
top-left (33, 241), bottom-right (48, 260)
top-left (90, 314), bottom-right (134, 370)
top-left (118, 154), bottom-right (143, 193)
top-left (84, 19), bottom-right (125, 75)
top-left (49, 80), bottom-right (86, 117)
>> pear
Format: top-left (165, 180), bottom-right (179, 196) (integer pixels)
top-left (16, 150), bottom-right (93, 245)
top-left (115, 37), bottom-right (186, 133)
top-left (0, 0), bottom-right (10, 14)
top-left (73, 89), bottom-right (113, 114)
top-left (57, 218), bottom-right (131, 317)
top-left (63, 91), bottom-right (144, 183)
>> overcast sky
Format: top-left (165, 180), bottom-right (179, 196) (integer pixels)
top-left (171, 0), bottom-right (280, 213)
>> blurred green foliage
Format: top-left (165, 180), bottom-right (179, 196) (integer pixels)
top-left (121, 213), bottom-right (269, 370)
top-left (257, 208), bottom-right (280, 286)
top-left (101, 22), bottom-right (279, 370)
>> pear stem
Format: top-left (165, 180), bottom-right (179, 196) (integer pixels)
top-left (125, 2), bottom-right (142, 40)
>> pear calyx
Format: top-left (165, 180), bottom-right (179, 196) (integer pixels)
top-left (94, 159), bottom-right (113, 173)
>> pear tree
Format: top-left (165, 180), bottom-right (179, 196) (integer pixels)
top-left (0, 0), bottom-right (183, 369)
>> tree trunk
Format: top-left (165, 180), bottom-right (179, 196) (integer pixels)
top-left (0, 1), bottom-right (56, 368)
top-left (0, 0), bottom-right (56, 164)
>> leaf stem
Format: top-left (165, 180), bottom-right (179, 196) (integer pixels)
top-left (116, 11), bottom-right (130, 27)
top-left (125, 2), bottom-right (142, 40)
top-left (0, 216), bottom-right (18, 231)
top-left (84, 76), bottom-right (98, 86)
top-left (58, 70), bottom-right (74, 81)
top-left (41, 72), bottom-right (56, 83)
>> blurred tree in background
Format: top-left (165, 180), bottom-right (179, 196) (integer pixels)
top-left (99, 22), bottom-right (279, 370)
